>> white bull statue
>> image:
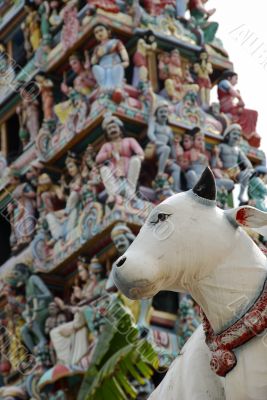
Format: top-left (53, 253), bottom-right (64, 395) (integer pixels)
top-left (114, 167), bottom-right (267, 400)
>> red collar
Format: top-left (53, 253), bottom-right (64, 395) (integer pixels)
top-left (201, 279), bottom-right (267, 377)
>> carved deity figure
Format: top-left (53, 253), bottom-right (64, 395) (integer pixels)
top-left (33, 0), bottom-right (52, 46)
top-left (91, 23), bottom-right (129, 102)
top-left (194, 51), bottom-right (212, 109)
top-left (132, 37), bottom-right (157, 88)
top-left (179, 128), bottom-right (234, 194)
top-left (0, 47), bottom-right (15, 102)
top-left (80, 144), bottom-right (99, 205)
top-left (11, 263), bottom-right (53, 354)
top-left (60, 0), bottom-right (80, 51)
top-left (37, 173), bottom-right (65, 217)
top-left (35, 75), bottom-right (55, 122)
top-left (44, 302), bottom-right (67, 336)
top-left (22, 8), bottom-right (42, 59)
top-left (96, 114), bottom-right (144, 203)
top-left (16, 88), bottom-right (40, 148)
top-left (215, 124), bottom-right (254, 203)
top-left (248, 166), bottom-right (267, 212)
top-left (188, 0), bottom-right (218, 43)
top-left (54, 53), bottom-right (95, 124)
top-left (158, 50), bottom-right (198, 103)
top-left (217, 71), bottom-right (261, 148)
top-left (45, 152), bottom-right (82, 243)
top-left (7, 170), bottom-right (36, 253)
top-left (147, 102), bottom-right (181, 192)
top-left (50, 257), bottom-right (106, 365)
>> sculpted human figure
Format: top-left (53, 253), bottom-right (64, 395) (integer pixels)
top-left (16, 88), bottom-right (40, 148)
top-left (54, 53), bottom-right (95, 124)
top-left (50, 257), bottom-right (106, 365)
top-left (7, 170), bottom-right (36, 253)
top-left (22, 7), bottom-right (41, 59)
top-left (33, 0), bottom-right (52, 47)
top-left (44, 302), bottom-right (68, 336)
top-left (217, 71), bottom-right (260, 148)
top-left (188, 0), bottom-right (218, 43)
top-left (248, 166), bottom-right (267, 212)
top-left (132, 37), bottom-right (157, 88)
top-left (147, 102), bottom-right (181, 192)
top-left (37, 173), bottom-right (65, 217)
top-left (11, 263), bottom-right (53, 354)
top-left (194, 51), bottom-right (212, 109)
top-left (35, 75), bottom-right (55, 122)
top-left (91, 23), bottom-right (129, 102)
top-left (45, 152), bottom-right (82, 242)
top-left (215, 124), bottom-right (254, 203)
top-left (96, 114), bottom-right (144, 202)
top-left (0, 46), bottom-right (15, 102)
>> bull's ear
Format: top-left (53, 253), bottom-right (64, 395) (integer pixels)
top-left (226, 206), bottom-right (267, 228)
top-left (192, 167), bottom-right (216, 201)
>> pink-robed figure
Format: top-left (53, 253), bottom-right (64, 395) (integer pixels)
top-left (96, 114), bottom-right (144, 202)
top-left (218, 71), bottom-right (261, 148)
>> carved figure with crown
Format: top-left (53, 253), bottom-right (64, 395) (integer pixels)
top-left (96, 114), bottom-right (144, 205)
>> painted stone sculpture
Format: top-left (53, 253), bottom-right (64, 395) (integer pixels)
top-left (10, 263), bottom-right (53, 354)
top-left (248, 166), bottom-right (267, 212)
top-left (188, 0), bottom-right (218, 43)
top-left (132, 37), bottom-right (157, 88)
top-left (91, 23), bottom-right (129, 103)
top-left (96, 114), bottom-right (144, 203)
top-left (194, 51), bottom-right (213, 110)
top-left (16, 88), bottom-right (40, 148)
top-left (7, 170), bottom-right (36, 253)
top-left (54, 53), bottom-right (95, 125)
top-left (50, 257), bottom-right (106, 365)
top-left (216, 124), bottom-right (254, 203)
top-left (45, 152), bottom-right (82, 243)
top-left (217, 71), bottom-right (261, 148)
top-left (147, 102), bottom-right (181, 192)
top-left (0, 46), bottom-right (15, 102)
top-left (158, 49), bottom-right (198, 103)
top-left (60, 0), bottom-right (80, 51)
top-left (114, 167), bottom-right (267, 400)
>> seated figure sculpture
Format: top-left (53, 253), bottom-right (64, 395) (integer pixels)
top-left (217, 71), bottom-right (261, 148)
top-left (96, 114), bottom-right (144, 203)
top-left (91, 23), bottom-right (129, 103)
top-left (54, 53), bottom-right (95, 124)
top-left (188, 0), bottom-right (218, 43)
top-left (215, 124), bottom-right (254, 204)
top-left (147, 101), bottom-right (181, 192)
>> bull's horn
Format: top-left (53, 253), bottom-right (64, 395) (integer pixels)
top-left (192, 167), bottom-right (216, 201)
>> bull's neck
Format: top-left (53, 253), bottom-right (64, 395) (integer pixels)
top-left (189, 231), bottom-right (267, 333)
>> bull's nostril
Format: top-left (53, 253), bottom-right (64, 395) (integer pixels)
top-left (116, 256), bottom-right (126, 268)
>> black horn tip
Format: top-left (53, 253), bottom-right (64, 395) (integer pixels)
top-left (192, 167), bottom-right (216, 201)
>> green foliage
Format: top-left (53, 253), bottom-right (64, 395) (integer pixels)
top-left (78, 296), bottom-right (158, 400)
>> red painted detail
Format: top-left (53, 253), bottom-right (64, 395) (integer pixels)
top-left (202, 277), bottom-right (267, 377)
top-left (236, 208), bottom-right (249, 226)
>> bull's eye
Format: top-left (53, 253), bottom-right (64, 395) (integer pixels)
top-left (150, 212), bottom-right (171, 225)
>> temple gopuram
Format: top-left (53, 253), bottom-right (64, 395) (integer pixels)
top-left (0, 1), bottom-right (266, 399)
